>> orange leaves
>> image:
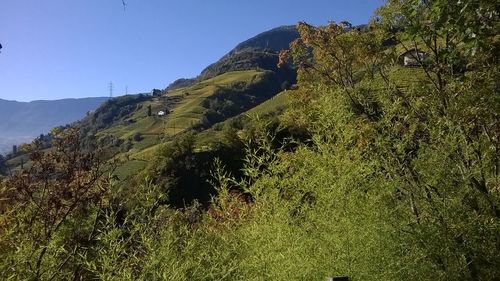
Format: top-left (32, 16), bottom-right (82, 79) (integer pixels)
top-left (4, 128), bottom-right (110, 237)
top-left (277, 49), bottom-right (290, 68)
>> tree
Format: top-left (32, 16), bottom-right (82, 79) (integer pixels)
top-left (147, 104), bottom-right (152, 117)
top-left (373, 1), bottom-right (500, 279)
top-left (0, 128), bottom-right (112, 280)
top-left (280, 80), bottom-right (291, 91)
top-left (133, 132), bottom-right (143, 142)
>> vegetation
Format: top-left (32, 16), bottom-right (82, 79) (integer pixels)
top-left (1, 1), bottom-right (499, 280)
top-left (0, 129), bottom-right (112, 279)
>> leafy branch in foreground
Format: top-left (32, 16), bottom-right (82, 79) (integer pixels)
top-left (0, 128), bottom-right (112, 280)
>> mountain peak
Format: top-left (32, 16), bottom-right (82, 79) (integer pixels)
top-left (199, 25), bottom-right (299, 81)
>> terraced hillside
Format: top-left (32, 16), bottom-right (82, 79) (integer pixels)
top-left (73, 70), bottom-right (285, 179)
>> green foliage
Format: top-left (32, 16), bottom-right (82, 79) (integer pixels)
top-left (278, 4), bottom-right (500, 279)
top-left (145, 130), bottom-right (247, 209)
top-left (201, 71), bottom-right (282, 125)
top-left (80, 94), bottom-right (150, 134)
top-left (1, 2), bottom-right (498, 279)
top-left (0, 129), bottom-right (112, 280)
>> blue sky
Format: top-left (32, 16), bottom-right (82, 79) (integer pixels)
top-left (0, 0), bottom-right (384, 102)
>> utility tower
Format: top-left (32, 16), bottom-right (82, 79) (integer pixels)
top-left (109, 82), bottom-right (113, 98)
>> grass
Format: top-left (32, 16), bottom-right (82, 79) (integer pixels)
top-left (97, 70), bottom-right (264, 144)
top-left (164, 70), bottom-right (264, 132)
top-left (114, 159), bottom-right (148, 180)
top-left (194, 90), bottom-right (292, 149)
top-left (246, 90), bottom-right (290, 116)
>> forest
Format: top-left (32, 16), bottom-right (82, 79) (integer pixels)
top-left (0, 0), bottom-right (499, 280)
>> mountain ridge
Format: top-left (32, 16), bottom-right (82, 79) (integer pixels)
top-left (166, 25), bottom-right (299, 89)
top-left (0, 96), bottom-right (109, 153)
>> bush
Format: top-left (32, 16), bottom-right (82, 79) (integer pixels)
top-left (133, 132), bottom-right (143, 142)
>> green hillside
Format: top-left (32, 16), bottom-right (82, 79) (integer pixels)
top-left (73, 70), bottom-right (286, 180)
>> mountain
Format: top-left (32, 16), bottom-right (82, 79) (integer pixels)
top-left (0, 97), bottom-right (108, 154)
top-left (227, 25), bottom-right (299, 54)
top-left (62, 26), bottom-right (302, 182)
top-left (199, 25), bottom-right (298, 81)
top-left (165, 25), bottom-right (299, 88)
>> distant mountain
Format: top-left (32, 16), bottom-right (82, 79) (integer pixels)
top-left (0, 97), bottom-right (108, 152)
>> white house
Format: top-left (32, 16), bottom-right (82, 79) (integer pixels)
top-left (399, 49), bottom-right (428, 67)
top-left (157, 111), bottom-right (166, 116)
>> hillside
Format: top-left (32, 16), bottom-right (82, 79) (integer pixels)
top-left (74, 70), bottom-right (286, 181)
top-left (65, 26), bottom-right (302, 180)
top-left (0, 97), bottom-right (108, 154)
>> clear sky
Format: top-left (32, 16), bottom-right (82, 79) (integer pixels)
top-left (0, 0), bottom-right (385, 102)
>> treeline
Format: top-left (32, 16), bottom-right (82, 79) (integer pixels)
top-left (1, 0), bottom-right (499, 280)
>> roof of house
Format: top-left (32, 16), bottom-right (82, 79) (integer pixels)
top-left (399, 48), bottom-right (428, 56)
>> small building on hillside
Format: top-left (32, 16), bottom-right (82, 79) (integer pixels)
top-left (157, 111), bottom-right (166, 116)
top-left (399, 48), bottom-right (428, 67)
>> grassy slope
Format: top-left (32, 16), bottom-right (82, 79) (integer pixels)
top-left (103, 70), bottom-right (268, 179)
top-left (100, 70), bottom-right (263, 141)
top-left (165, 70), bottom-right (263, 132)
top-left (194, 90), bottom-right (292, 150)
top-left (245, 90), bottom-right (290, 116)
